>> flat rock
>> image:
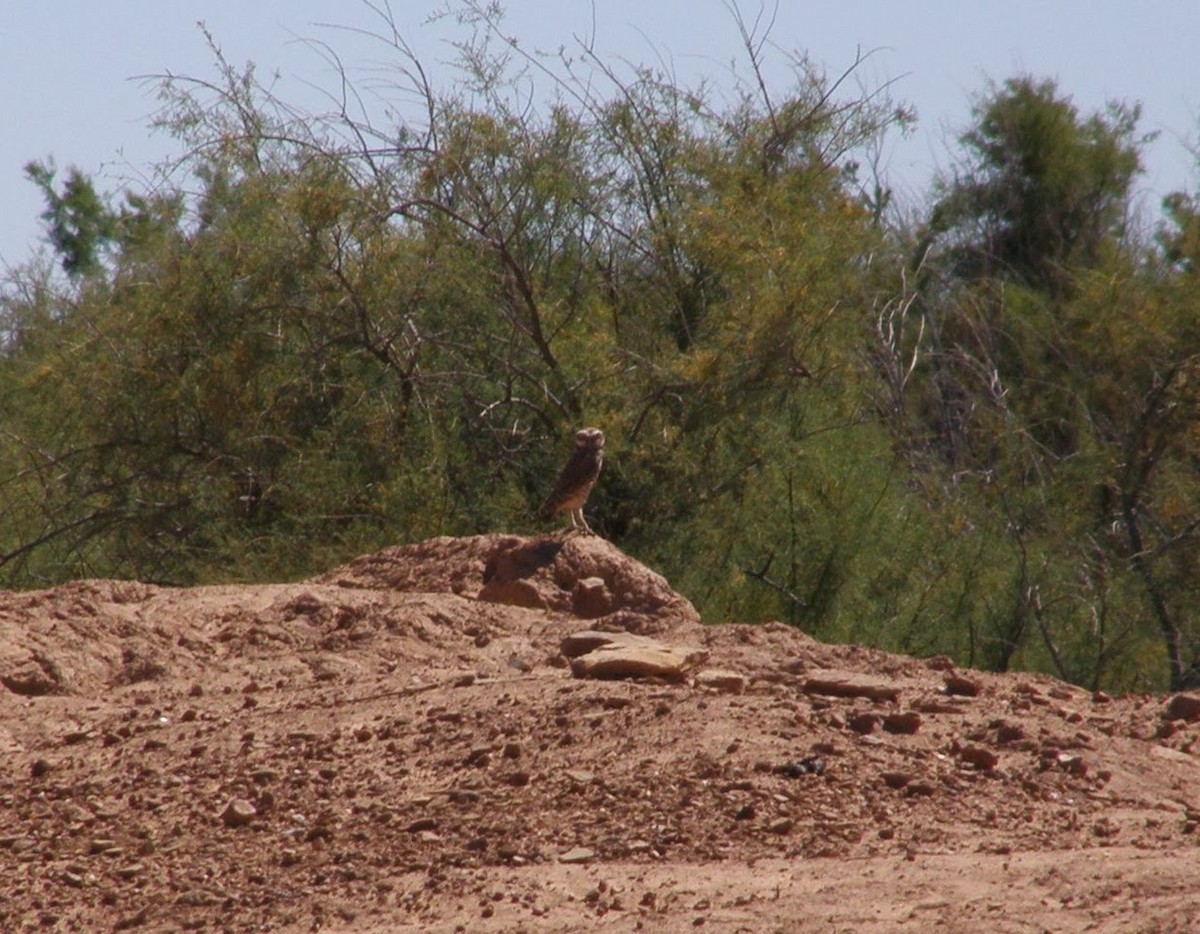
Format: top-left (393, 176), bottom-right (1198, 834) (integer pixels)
top-left (694, 669), bottom-right (746, 694)
top-left (561, 630), bottom-right (629, 659)
top-left (558, 846), bottom-right (595, 864)
top-left (566, 631), bottom-right (707, 682)
top-left (803, 670), bottom-right (901, 703)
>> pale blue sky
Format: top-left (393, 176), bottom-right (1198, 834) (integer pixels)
top-left (3, 1), bottom-right (1197, 267)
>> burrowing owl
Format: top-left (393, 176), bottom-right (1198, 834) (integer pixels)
top-left (538, 428), bottom-right (605, 533)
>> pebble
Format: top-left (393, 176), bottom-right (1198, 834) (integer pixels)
top-left (558, 846), bottom-right (595, 864)
top-left (882, 712), bottom-right (922, 735)
top-left (220, 798), bottom-right (257, 828)
top-left (944, 674), bottom-right (982, 697)
top-left (959, 745), bottom-right (1000, 770)
top-left (62, 870), bottom-right (85, 888)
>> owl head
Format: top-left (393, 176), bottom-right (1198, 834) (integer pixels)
top-left (575, 427), bottom-right (605, 451)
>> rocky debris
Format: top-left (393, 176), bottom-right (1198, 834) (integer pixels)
top-left (316, 533), bottom-right (700, 629)
top-left (0, 535), bottom-right (1198, 932)
top-left (562, 629), bottom-right (708, 681)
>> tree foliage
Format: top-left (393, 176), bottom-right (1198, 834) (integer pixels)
top-left (2, 7), bottom-right (1199, 692)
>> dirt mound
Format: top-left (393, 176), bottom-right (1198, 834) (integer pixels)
top-left (316, 532), bottom-right (700, 633)
top-left (1, 534), bottom-right (1198, 932)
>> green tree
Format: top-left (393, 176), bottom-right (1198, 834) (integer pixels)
top-left (929, 76), bottom-right (1143, 297)
top-left (24, 159), bottom-right (118, 277)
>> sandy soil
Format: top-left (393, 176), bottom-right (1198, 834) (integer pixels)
top-left (2, 532), bottom-right (1198, 932)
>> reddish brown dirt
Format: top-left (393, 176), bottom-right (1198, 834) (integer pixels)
top-left (2, 533), bottom-right (1199, 932)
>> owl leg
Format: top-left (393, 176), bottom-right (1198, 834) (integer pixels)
top-left (577, 510), bottom-right (593, 534)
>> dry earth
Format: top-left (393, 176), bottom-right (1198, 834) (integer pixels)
top-left (2, 533), bottom-right (1199, 932)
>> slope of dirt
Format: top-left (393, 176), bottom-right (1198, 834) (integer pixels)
top-left (1, 532), bottom-right (1198, 932)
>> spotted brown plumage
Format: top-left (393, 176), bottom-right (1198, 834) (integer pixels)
top-left (538, 428), bottom-right (604, 533)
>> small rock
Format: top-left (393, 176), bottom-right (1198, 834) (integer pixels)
top-left (848, 712), bottom-right (879, 734)
top-left (994, 721), bottom-right (1025, 743)
top-left (694, 669), bottom-right (746, 695)
top-left (564, 769), bottom-right (595, 786)
top-left (944, 674), bottom-right (981, 697)
top-left (1, 658), bottom-right (62, 696)
top-left (882, 711), bottom-right (921, 735)
top-left (558, 846), bottom-right (595, 864)
top-left (30, 758), bottom-right (52, 779)
top-left (220, 798), bottom-right (257, 828)
top-left (959, 745), bottom-right (999, 770)
top-left (1165, 693), bottom-right (1200, 722)
top-left (62, 870), bottom-right (85, 888)
top-left (772, 756), bottom-right (825, 778)
top-left (478, 578), bottom-right (546, 610)
top-left (406, 818), bottom-right (438, 833)
top-left (882, 771), bottom-right (913, 789)
top-left (502, 742), bottom-right (522, 759)
top-left (572, 577), bottom-right (612, 619)
top-left (766, 817), bottom-right (794, 835)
